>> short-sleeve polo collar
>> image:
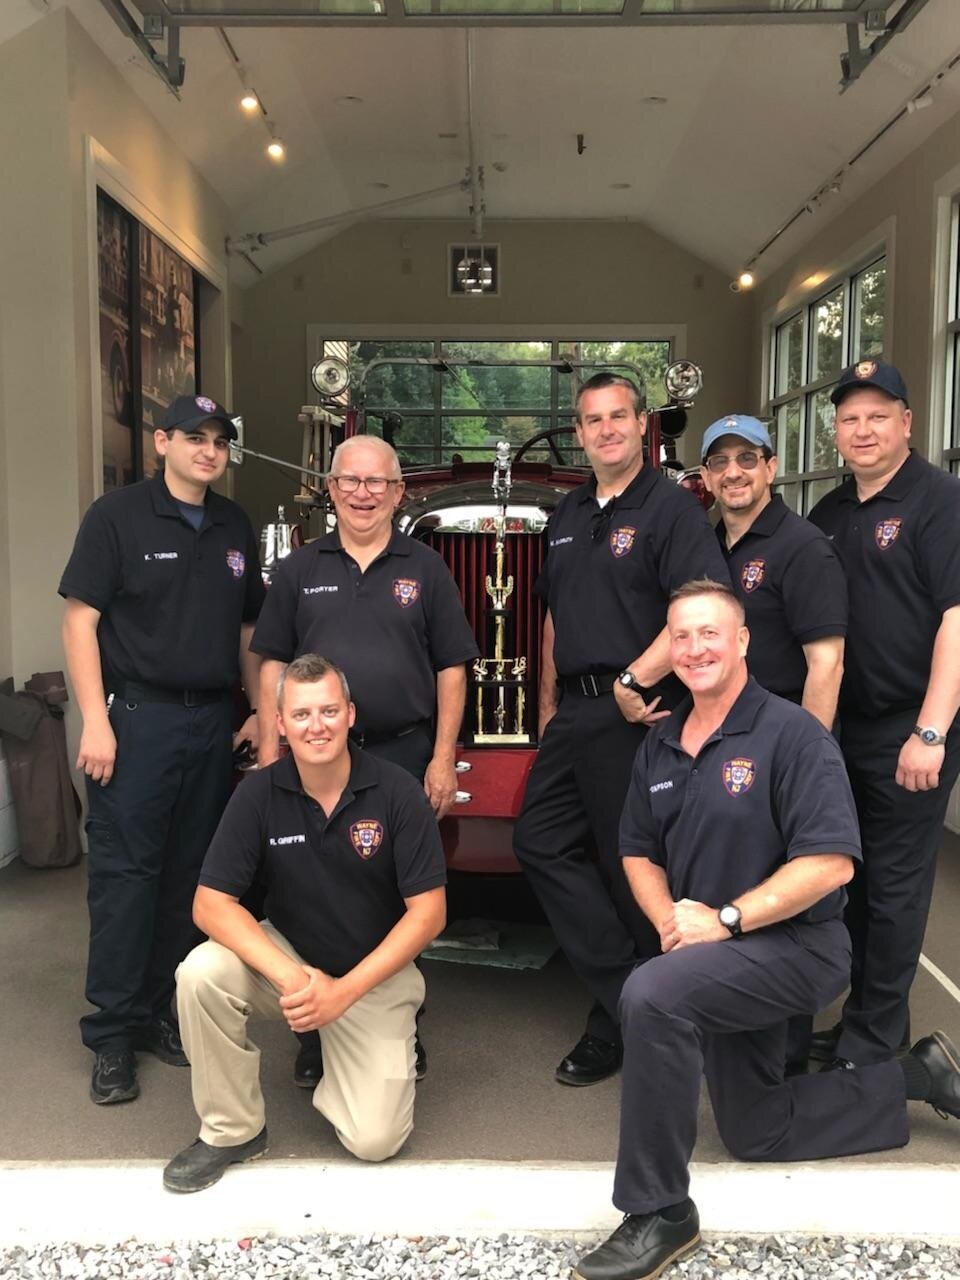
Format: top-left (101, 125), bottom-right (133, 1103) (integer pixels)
top-left (660, 676), bottom-right (768, 753)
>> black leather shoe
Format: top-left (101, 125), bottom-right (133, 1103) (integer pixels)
top-left (91, 1049), bottom-right (139, 1105)
top-left (132, 1016), bottom-right (188, 1067)
top-left (294, 1045), bottom-right (324, 1088)
top-left (910, 1030), bottom-right (960, 1120)
top-left (573, 1207), bottom-right (701, 1280)
top-left (556, 1034), bottom-right (623, 1087)
top-left (820, 1056), bottom-right (857, 1073)
top-left (163, 1128), bottom-right (268, 1193)
top-left (808, 1022), bottom-right (841, 1063)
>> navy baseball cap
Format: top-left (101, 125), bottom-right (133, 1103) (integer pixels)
top-left (162, 394), bottom-right (239, 440)
top-left (701, 415), bottom-right (772, 462)
top-left (830, 359), bottom-right (909, 408)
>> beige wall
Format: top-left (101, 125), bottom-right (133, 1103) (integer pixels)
top-left (233, 218), bottom-right (755, 530)
top-left (749, 106), bottom-right (960, 452)
top-left (0, 10), bottom-right (231, 761)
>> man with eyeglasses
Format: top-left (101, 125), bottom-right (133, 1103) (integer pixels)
top-left (514, 372), bottom-right (728, 1087)
top-left (700, 415), bottom-right (847, 732)
top-left (251, 434), bottom-right (477, 1085)
top-left (806, 359), bottom-right (960, 1071)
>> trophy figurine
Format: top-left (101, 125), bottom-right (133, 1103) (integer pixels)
top-left (470, 441), bottom-right (533, 745)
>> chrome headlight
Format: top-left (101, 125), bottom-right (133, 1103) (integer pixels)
top-left (664, 360), bottom-right (703, 404)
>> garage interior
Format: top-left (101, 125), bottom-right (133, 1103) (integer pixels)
top-left (2, 0), bottom-right (960, 1186)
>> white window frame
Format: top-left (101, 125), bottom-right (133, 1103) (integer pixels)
top-left (760, 222), bottom-right (894, 514)
top-left (930, 160), bottom-right (960, 476)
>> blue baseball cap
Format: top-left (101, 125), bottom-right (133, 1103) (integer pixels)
top-left (700, 415), bottom-right (772, 462)
top-left (830, 358), bottom-right (909, 408)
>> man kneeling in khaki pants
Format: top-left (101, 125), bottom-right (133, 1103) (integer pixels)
top-left (164, 653), bottom-right (447, 1192)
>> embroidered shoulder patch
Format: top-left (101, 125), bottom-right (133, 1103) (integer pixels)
top-left (610, 526), bottom-right (637, 558)
top-left (741, 559), bottom-right (765, 593)
top-left (874, 517), bottom-right (902, 550)
top-left (393, 578), bottom-right (421, 607)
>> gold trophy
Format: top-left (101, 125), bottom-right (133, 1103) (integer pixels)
top-left (471, 442), bottom-right (532, 745)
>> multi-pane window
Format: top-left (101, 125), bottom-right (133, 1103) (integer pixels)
top-left (318, 338), bottom-right (672, 466)
top-left (769, 257), bottom-right (886, 512)
top-left (944, 202), bottom-right (960, 476)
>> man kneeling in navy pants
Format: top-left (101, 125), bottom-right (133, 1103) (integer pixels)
top-left (574, 580), bottom-right (960, 1280)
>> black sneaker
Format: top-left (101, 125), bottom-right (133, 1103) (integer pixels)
top-left (820, 1056), bottom-right (857, 1073)
top-left (163, 1128), bottom-right (268, 1193)
top-left (294, 1044), bottom-right (324, 1088)
top-left (91, 1049), bottom-right (139, 1105)
top-left (909, 1030), bottom-right (960, 1120)
top-left (132, 1015), bottom-right (188, 1066)
top-left (415, 1031), bottom-right (427, 1082)
top-left (556, 1033), bottom-right (623, 1087)
top-left (573, 1206), bottom-right (702, 1280)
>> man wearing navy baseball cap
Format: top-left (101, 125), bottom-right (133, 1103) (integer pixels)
top-left (808, 358), bottom-right (960, 1070)
top-left (60, 393), bottom-right (264, 1106)
top-left (700, 414), bottom-right (846, 733)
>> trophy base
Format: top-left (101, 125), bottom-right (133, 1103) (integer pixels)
top-left (470, 732), bottom-right (534, 746)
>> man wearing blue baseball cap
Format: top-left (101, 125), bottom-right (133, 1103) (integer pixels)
top-left (700, 415), bottom-right (847, 732)
top-left (60, 394), bottom-right (265, 1106)
top-left (808, 359), bottom-right (960, 1070)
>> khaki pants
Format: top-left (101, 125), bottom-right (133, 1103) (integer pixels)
top-left (176, 922), bottom-right (425, 1162)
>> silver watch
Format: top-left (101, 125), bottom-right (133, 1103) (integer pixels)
top-left (718, 903), bottom-right (743, 938)
top-left (913, 725), bottom-right (947, 747)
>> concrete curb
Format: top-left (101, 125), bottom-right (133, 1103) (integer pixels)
top-left (2, 1159), bottom-right (960, 1248)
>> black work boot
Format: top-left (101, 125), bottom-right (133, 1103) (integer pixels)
top-left (556, 1033), bottom-right (622, 1086)
top-left (163, 1128), bottom-right (268, 1193)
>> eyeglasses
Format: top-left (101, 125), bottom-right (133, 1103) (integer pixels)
top-left (703, 450), bottom-right (765, 474)
top-left (329, 475), bottom-right (400, 495)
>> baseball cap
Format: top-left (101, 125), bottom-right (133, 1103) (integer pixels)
top-left (162, 394), bottom-right (239, 440)
top-left (830, 359), bottom-right (909, 408)
top-left (701, 415), bottom-right (772, 462)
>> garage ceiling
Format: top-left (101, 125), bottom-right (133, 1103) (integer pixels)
top-left (5, 0), bottom-right (960, 284)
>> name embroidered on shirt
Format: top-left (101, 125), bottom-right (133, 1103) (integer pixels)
top-left (269, 834), bottom-right (307, 846)
top-left (144, 552), bottom-right (179, 560)
top-left (550, 536), bottom-right (574, 547)
top-left (303, 585), bottom-right (339, 594)
top-left (649, 779), bottom-right (674, 794)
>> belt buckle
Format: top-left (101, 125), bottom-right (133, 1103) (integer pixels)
top-left (579, 674), bottom-right (600, 698)
top-left (184, 689), bottom-right (200, 707)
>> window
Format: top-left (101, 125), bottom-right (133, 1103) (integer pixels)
top-left (769, 256), bottom-right (886, 512)
top-left (318, 337), bottom-right (672, 466)
top-left (944, 201), bottom-right (960, 476)
top-left (96, 189), bottom-right (202, 491)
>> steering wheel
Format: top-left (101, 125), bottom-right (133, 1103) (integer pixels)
top-left (513, 426), bottom-right (579, 465)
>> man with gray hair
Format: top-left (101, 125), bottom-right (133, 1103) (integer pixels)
top-left (164, 654), bottom-right (447, 1193)
top-left (251, 434), bottom-right (477, 1085)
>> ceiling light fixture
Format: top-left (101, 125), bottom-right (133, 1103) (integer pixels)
top-left (737, 270), bottom-right (756, 289)
top-left (266, 137), bottom-right (285, 161)
top-left (906, 91), bottom-right (934, 113)
top-left (240, 89), bottom-right (259, 113)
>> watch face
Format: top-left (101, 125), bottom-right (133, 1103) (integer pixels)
top-left (921, 729), bottom-right (938, 744)
top-left (618, 673), bottom-right (633, 688)
top-left (719, 906), bottom-right (738, 927)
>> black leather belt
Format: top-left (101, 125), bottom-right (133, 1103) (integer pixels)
top-left (109, 681), bottom-right (228, 707)
top-left (560, 672), bottom-right (619, 698)
top-left (351, 719), bottom-right (431, 749)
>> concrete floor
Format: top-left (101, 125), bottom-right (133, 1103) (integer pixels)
top-left (1, 834), bottom-right (959, 1168)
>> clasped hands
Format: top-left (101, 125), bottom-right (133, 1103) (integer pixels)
top-left (657, 898), bottom-right (729, 952)
top-left (278, 964), bottom-right (351, 1031)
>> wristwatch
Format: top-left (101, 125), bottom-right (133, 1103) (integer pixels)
top-left (718, 903), bottom-right (743, 938)
top-left (618, 671), bottom-right (654, 699)
top-left (913, 725), bottom-right (947, 746)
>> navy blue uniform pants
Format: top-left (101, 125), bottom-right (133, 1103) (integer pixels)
top-left (514, 692), bottom-right (660, 1044)
top-left (838, 710), bottom-right (960, 1064)
top-left (81, 696), bottom-right (233, 1052)
top-left (614, 920), bottom-right (909, 1213)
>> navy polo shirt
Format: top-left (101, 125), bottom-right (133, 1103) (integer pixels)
top-left (537, 466), bottom-right (730, 678)
top-left (251, 529), bottom-right (479, 735)
top-left (808, 451), bottom-right (960, 718)
top-left (199, 747), bottom-right (447, 976)
top-left (620, 678), bottom-right (861, 923)
top-left (59, 472), bottom-right (264, 692)
top-left (718, 496), bottom-right (847, 702)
